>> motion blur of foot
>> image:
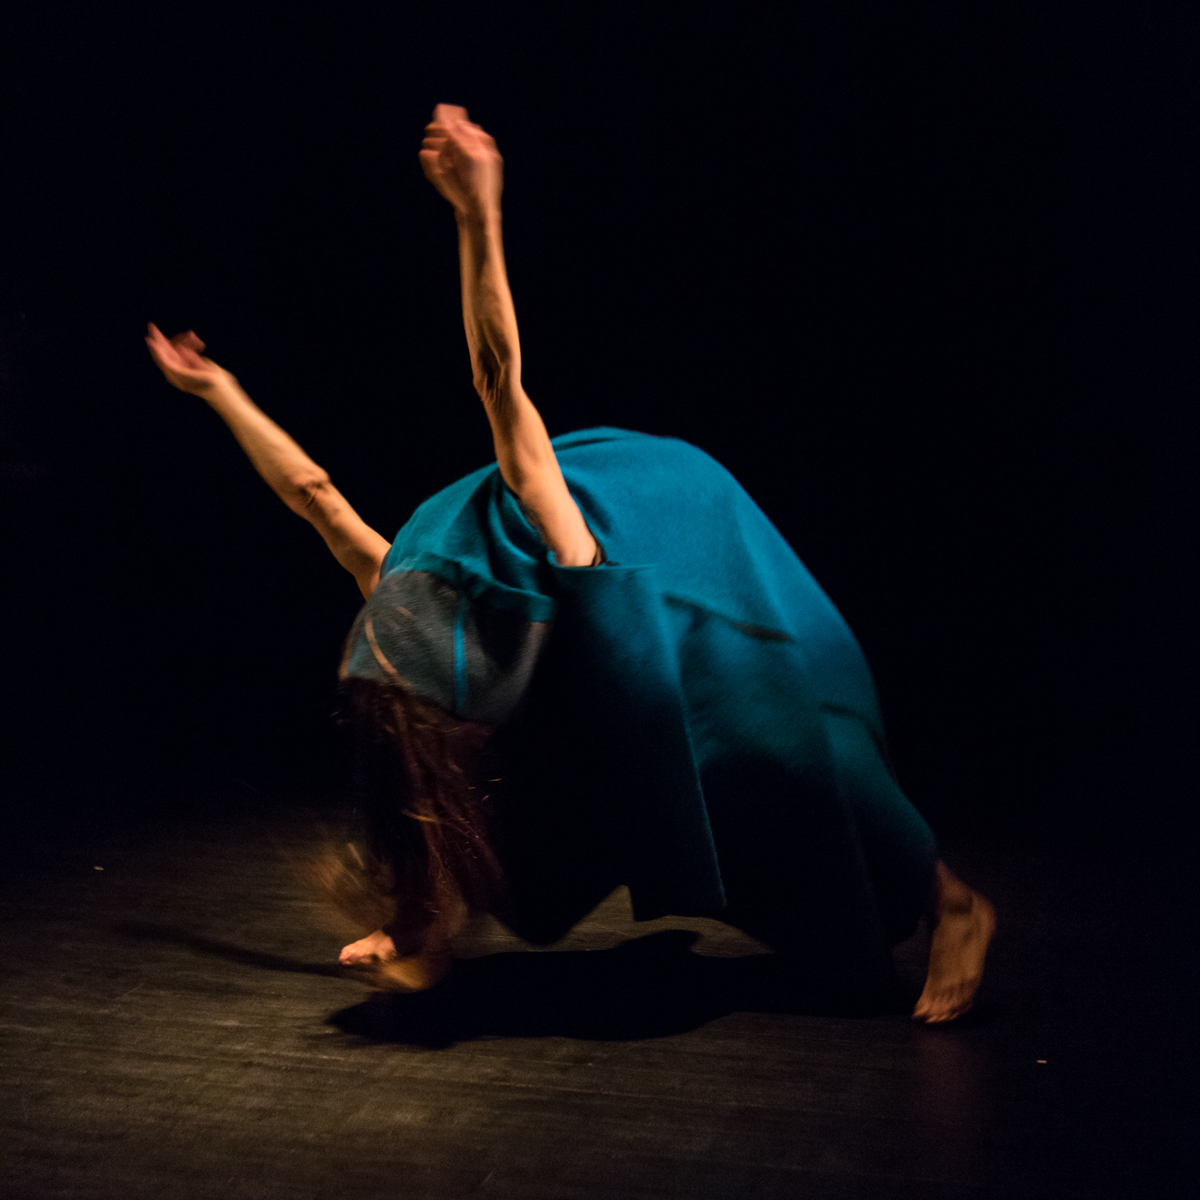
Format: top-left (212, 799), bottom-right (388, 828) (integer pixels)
top-left (912, 861), bottom-right (996, 1024)
top-left (339, 894), bottom-right (466, 992)
top-left (339, 929), bottom-right (452, 992)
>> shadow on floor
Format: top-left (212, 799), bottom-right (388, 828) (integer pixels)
top-left (119, 922), bottom-right (1005, 1047)
top-left (328, 930), bottom-right (938, 1048)
top-left (119, 921), bottom-right (345, 978)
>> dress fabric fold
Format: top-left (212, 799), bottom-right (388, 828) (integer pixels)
top-left (342, 427), bottom-right (937, 992)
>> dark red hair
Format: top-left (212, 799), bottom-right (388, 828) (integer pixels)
top-left (317, 678), bottom-right (505, 951)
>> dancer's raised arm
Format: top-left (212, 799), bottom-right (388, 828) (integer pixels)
top-left (419, 105), bottom-right (599, 568)
top-left (146, 325), bottom-right (390, 598)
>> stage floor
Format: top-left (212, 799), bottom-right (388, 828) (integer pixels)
top-left (2, 800), bottom-right (1191, 1199)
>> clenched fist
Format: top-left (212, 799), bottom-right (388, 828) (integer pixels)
top-left (418, 104), bottom-right (504, 219)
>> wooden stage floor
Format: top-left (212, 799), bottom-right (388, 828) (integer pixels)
top-left (2, 801), bottom-right (1192, 1199)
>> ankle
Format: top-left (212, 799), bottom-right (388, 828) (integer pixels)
top-left (929, 862), bottom-right (976, 921)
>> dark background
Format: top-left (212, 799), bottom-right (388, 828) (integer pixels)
top-left (4, 2), bottom-right (1195, 851)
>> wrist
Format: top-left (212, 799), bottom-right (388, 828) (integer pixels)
top-left (199, 371), bottom-right (245, 408)
top-left (455, 205), bottom-right (502, 232)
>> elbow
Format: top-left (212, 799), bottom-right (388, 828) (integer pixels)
top-left (473, 349), bottom-right (521, 405)
top-left (472, 354), bottom-right (503, 403)
top-left (285, 469), bottom-right (333, 515)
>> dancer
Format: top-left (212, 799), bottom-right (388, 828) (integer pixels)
top-left (146, 104), bottom-right (994, 1023)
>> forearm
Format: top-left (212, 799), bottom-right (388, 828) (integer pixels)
top-left (456, 210), bottom-right (522, 396)
top-left (456, 212), bottom-right (597, 567)
top-left (204, 377), bottom-right (389, 596)
top-left (204, 376), bottom-right (329, 509)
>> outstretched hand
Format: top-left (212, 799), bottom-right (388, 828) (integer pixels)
top-left (419, 104), bottom-right (503, 218)
top-left (145, 323), bottom-right (230, 397)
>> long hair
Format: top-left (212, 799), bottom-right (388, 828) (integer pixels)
top-left (315, 677), bottom-right (505, 952)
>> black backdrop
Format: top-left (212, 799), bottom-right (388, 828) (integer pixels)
top-left (4, 3), bottom-right (1195, 850)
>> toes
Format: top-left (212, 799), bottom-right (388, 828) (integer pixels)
top-left (912, 999), bottom-right (973, 1024)
top-left (340, 949), bottom-right (379, 966)
top-left (912, 986), bottom-right (974, 1024)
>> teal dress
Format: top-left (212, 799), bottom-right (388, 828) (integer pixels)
top-left (341, 428), bottom-right (937, 997)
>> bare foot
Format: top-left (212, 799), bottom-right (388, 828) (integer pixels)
top-left (339, 895), bottom-right (466, 992)
top-left (339, 929), bottom-right (453, 991)
top-left (912, 861), bottom-right (996, 1024)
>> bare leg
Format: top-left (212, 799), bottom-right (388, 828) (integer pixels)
top-left (912, 861), bottom-right (996, 1024)
top-left (339, 891), bottom-right (467, 992)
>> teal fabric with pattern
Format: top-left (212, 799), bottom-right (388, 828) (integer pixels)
top-left (377, 427), bottom-right (936, 991)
